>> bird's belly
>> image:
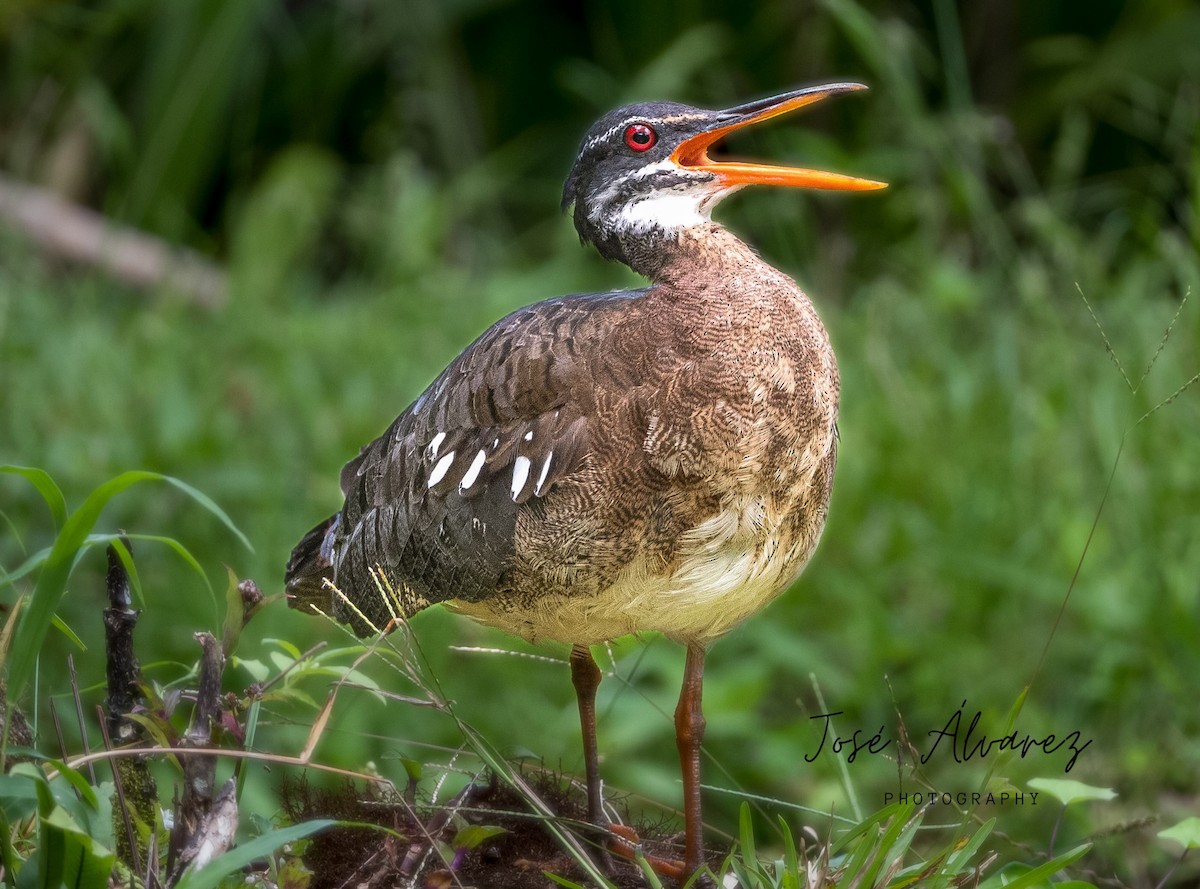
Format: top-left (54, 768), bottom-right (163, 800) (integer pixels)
top-left (451, 493), bottom-right (822, 645)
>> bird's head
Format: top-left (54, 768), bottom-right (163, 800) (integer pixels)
top-left (562, 83), bottom-right (886, 266)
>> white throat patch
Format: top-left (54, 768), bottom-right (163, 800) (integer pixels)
top-left (617, 190), bottom-right (709, 231)
top-left (587, 158), bottom-right (739, 236)
top-left (614, 182), bottom-right (738, 234)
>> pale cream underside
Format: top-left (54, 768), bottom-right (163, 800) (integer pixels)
top-left (451, 490), bottom-right (824, 646)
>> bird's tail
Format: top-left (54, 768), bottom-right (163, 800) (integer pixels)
top-left (285, 514), bottom-right (339, 616)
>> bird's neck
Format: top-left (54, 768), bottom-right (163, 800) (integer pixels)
top-left (624, 223), bottom-right (797, 294)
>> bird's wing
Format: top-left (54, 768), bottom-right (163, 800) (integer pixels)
top-left (328, 289), bottom-right (649, 629)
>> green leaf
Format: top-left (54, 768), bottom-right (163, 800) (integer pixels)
top-left (40, 807), bottom-right (117, 889)
top-left (830, 802), bottom-right (911, 856)
top-left (992, 844), bottom-right (1090, 889)
top-left (1027, 778), bottom-right (1117, 806)
top-left (779, 815), bottom-right (801, 888)
top-left (945, 816), bottom-right (995, 874)
top-left (266, 638), bottom-right (305, 659)
top-left (986, 775), bottom-right (1023, 796)
top-left (6, 470), bottom-right (249, 701)
top-left (42, 759), bottom-right (102, 811)
top-left (725, 857), bottom-right (757, 889)
top-left (342, 668), bottom-right (381, 691)
top-left (262, 686), bottom-right (318, 709)
top-left (276, 854), bottom-right (314, 889)
top-left (236, 697), bottom-right (264, 800)
top-left (3, 761), bottom-right (116, 889)
top-left (173, 820), bottom-right (336, 889)
top-left (50, 614), bottom-right (88, 651)
top-left (543, 872), bottom-right (587, 889)
top-left (232, 658), bottom-right (271, 682)
top-left (0, 545), bottom-right (52, 588)
top-left (633, 847), bottom-right (667, 889)
top-left (452, 824), bottom-right (507, 850)
top-left (161, 474), bottom-right (253, 552)
top-left (0, 465), bottom-right (67, 530)
top-left (739, 802), bottom-right (757, 871)
top-left (1158, 816), bottom-right (1200, 849)
top-left (399, 757), bottom-right (423, 784)
top-left (0, 773), bottom-right (41, 822)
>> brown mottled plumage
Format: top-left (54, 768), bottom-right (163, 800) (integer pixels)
top-left (286, 84), bottom-right (884, 881)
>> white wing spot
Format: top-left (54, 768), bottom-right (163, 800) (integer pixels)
top-left (523, 430), bottom-right (533, 441)
top-left (511, 455), bottom-right (532, 500)
top-left (428, 432), bottom-right (447, 458)
top-left (428, 451), bottom-right (455, 487)
top-left (459, 449), bottom-right (487, 491)
top-left (534, 451), bottom-right (554, 496)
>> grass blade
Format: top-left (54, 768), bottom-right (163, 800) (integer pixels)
top-left (6, 470), bottom-right (248, 702)
top-left (992, 843), bottom-right (1091, 889)
top-left (172, 819), bottom-right (336, 889)
top-left (0, 465), bottom-right (67, 530)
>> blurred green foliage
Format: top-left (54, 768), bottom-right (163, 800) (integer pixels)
top-left (1, 1), bottom-right (1198, 885)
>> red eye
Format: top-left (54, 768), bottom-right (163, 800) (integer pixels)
top-left (624, 123), bottom-right (657, 152)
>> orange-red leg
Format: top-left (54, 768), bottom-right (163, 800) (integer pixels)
top-left (569, 644), bottom-right (606, 828)
top-left (675, 643), bottom-right (708, 879)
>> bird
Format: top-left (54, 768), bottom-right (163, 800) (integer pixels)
top-left (286, 83), bottom-right (885, 881)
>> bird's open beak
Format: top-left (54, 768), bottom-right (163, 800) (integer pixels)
top-left (672, 83), bottom-right (888, 191)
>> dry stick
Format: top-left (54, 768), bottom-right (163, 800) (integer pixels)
top-left (67, 655), bottom-right (96, 785)
top-left (175, 778), bottom-right (239, 875)
top-left (104, 541), bottom-right (141, 746)
top-left (48, 699), bottom-right (72, 773)
top-left (104, 539), bottom-right (156, 872)
top-left (167, 631), bottom-right (226, 882)
top-left (0, 172), bottom-right (227, 307)
top-left (146, 825), bottom-right (162, 889)
top-left (60, 744), bottom-right (398, 785)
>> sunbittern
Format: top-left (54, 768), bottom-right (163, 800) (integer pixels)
top-left (286, 83), bottom-right (885, 881)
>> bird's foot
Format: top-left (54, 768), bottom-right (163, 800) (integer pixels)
top-left (606, 823), bottom-right (715, 886)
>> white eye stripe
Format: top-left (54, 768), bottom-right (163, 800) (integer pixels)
top-left (428, 451), bottom-right (455, 487)
top-left (511, 455), bottom-right (532, 500)
top-left (589, 112), bottom-right (706, 149)
top-left (591, 117), bottom-right (646, 148)
top-left (459, 449), bottom-right (487, 491)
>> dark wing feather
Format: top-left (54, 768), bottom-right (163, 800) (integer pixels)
top-left (303, 290), bottom-right (645, 634)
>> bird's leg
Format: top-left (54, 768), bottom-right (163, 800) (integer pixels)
top-left (675, 643), bottom-right (708, 880)
top-left (569, 644), bottom-right (607, 828)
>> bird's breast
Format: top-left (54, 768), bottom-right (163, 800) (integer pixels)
top-left (454, 296), bottom-right (840, 646)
